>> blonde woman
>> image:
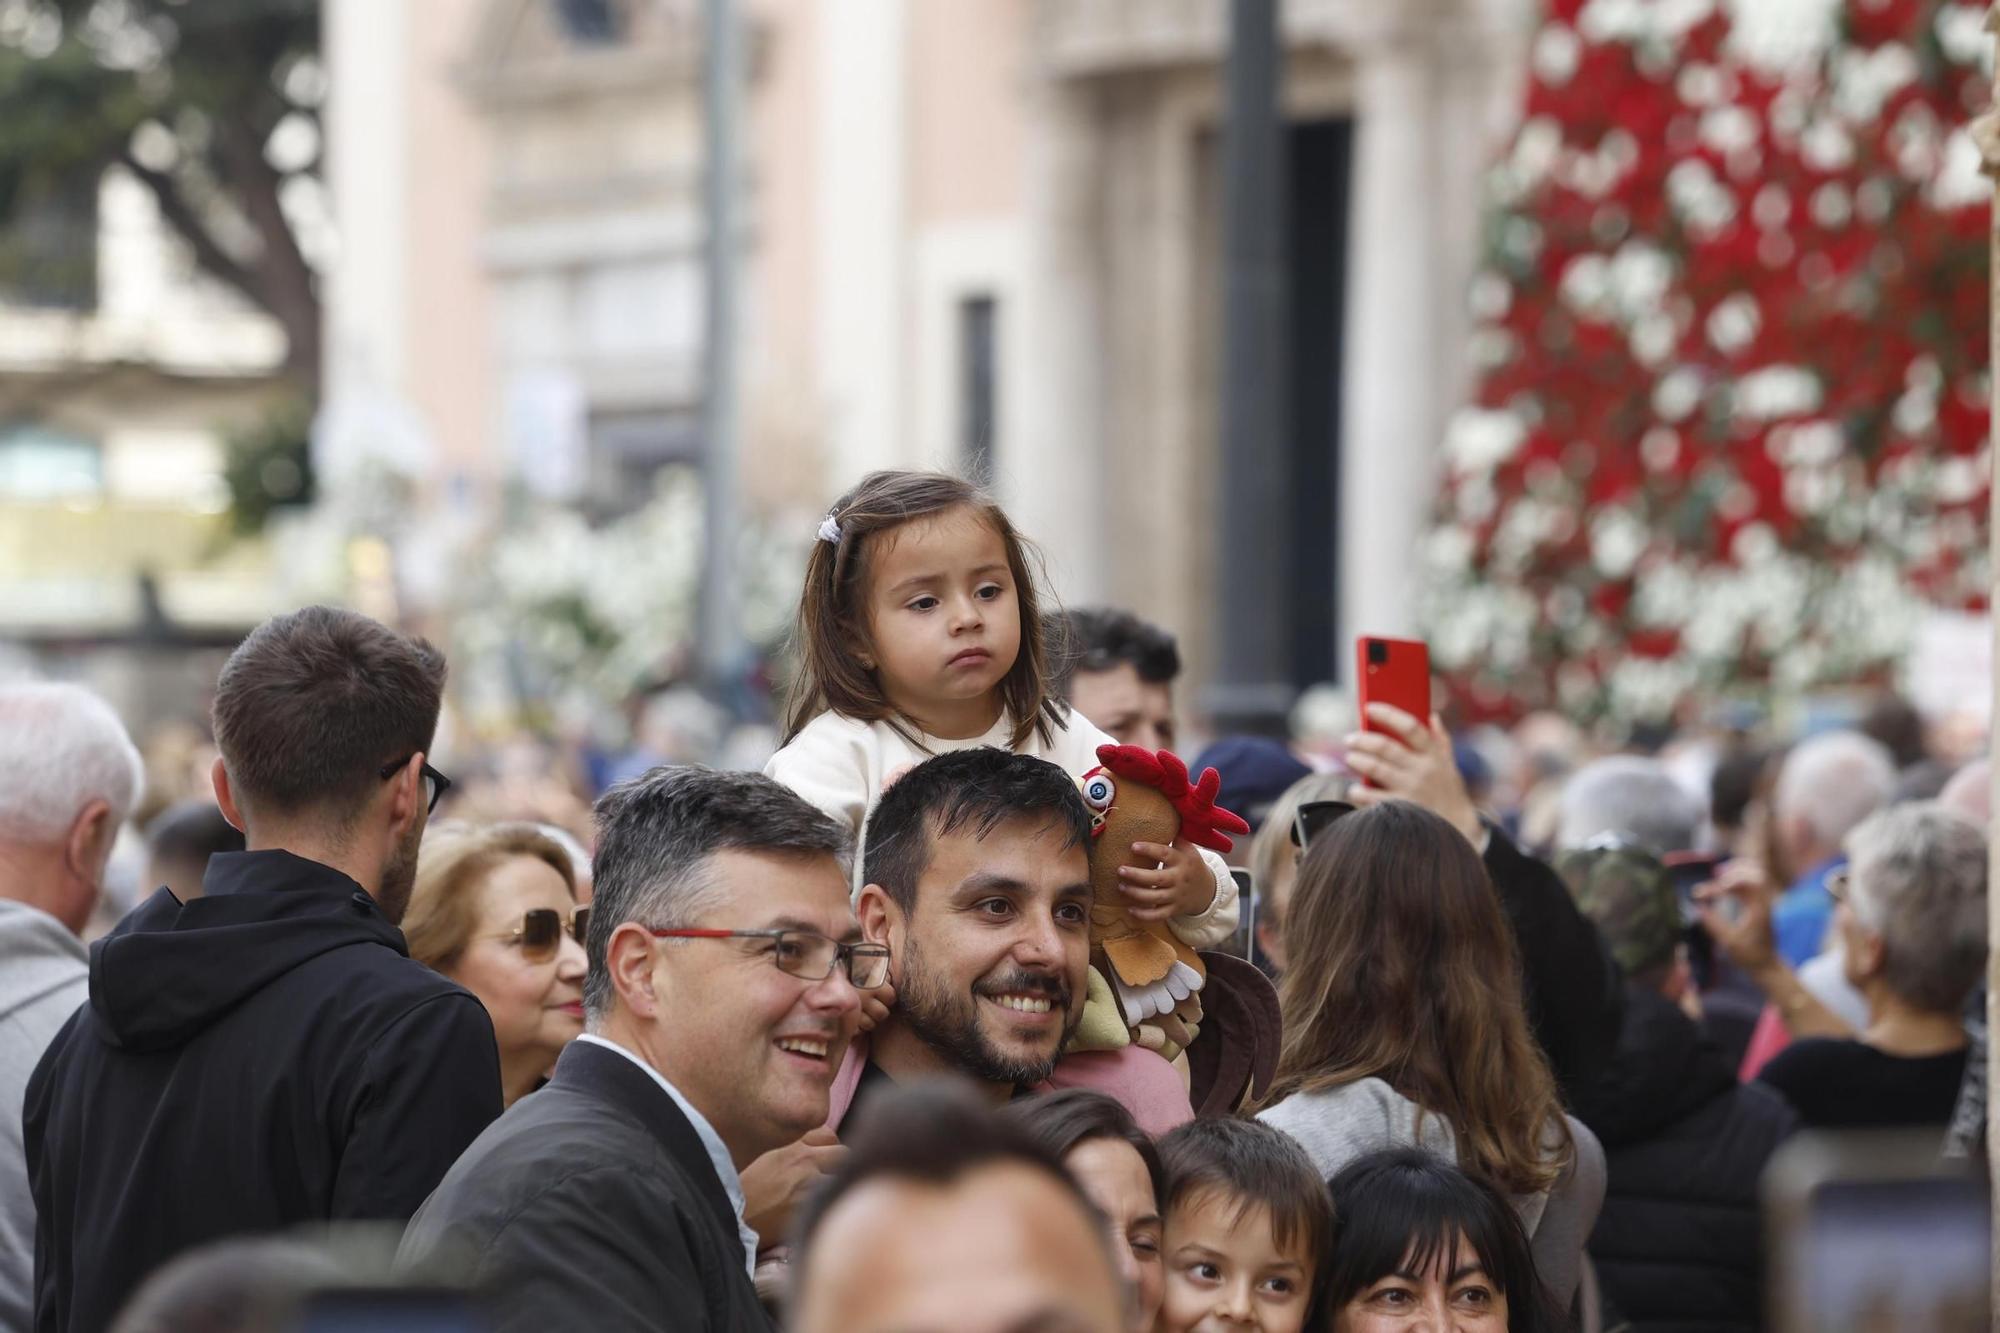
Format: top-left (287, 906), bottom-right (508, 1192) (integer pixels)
top-left (404, 823), bottom-right (588, 1106)
top-left (1246, 771), bottom-right (1353, 973)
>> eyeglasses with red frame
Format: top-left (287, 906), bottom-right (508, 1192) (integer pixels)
top-left (648, 927), bottom-right (891, 989)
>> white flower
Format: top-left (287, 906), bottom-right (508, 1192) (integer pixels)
top-left (1590, 510), bottom-right (1649, 578)
top-left (1445, 408), bottom-right (1528, 475)
top-left (1734, 366), bottom-right (1822, 419)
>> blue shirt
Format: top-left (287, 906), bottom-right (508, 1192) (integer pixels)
top-left (1772, 856), bottom-right (1845, 967)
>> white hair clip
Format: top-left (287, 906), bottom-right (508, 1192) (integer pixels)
top-left (816, 513), bottom-right (843, 545)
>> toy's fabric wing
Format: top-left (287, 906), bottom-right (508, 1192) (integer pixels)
top-left (1106, 959), bottom-right (1205, 1028)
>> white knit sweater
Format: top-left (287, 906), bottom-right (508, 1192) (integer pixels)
top-left (766, 707), bottom-right (1239, 947)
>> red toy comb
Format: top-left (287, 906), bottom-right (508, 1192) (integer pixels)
top-left (1094, 744), bottom-right (1251, 853)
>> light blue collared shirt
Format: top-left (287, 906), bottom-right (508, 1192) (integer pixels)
top-left (574, 1034), bottom-right (759, 1275)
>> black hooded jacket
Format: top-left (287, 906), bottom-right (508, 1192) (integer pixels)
top-left (25, 850), bottom-right (502, 1333)
top-left (1578, 986), bottom-right (1798, 1333)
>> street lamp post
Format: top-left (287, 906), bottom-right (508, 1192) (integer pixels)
top-left (698, 0), bottom-right (744, 700)
top-left (1208, 0), bottom-right (1296, 736)
top-left (1977, 0), bottom-right (2000, 1301)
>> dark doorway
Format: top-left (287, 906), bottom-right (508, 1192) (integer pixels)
top-left (1286, 118), bottom-right (1352, 689)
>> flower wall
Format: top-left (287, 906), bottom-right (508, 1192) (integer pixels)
top-left (1422, 0), bottom-right (1992, 726)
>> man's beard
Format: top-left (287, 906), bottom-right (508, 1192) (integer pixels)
top-left (375, 821), bottom-right (423, 926)
top-left (894, 935), bottom-right (1080, 1087)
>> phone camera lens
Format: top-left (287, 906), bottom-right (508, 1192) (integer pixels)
top-left (1367, 641), bottom-right (1388, 665)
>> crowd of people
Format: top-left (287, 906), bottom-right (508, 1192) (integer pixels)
top-left (0, 467), bottom-right (1990, 1332)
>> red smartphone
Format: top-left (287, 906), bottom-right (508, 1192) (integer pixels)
top-left (1355, 636), bottom-right (1431, 749)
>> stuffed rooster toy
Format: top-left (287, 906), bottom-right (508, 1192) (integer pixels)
top-left (1075, 744), bottom-right (1250, 1055)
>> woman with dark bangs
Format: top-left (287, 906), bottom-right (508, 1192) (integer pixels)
top-left (1255, 801), bottom-right (1604, 1313)
top-left (1323, 1149), bottom-right (1563, 1333)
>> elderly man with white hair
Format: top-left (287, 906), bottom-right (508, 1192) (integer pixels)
top-left (0, 682), bottom-right (143, 1333)
top-left (1767, 730), bottom-right (1897, 966)
top-left (1557, 754), bottom-right (1708, 855)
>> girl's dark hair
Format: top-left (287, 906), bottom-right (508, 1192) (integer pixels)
top-left (1323, 1149), bottom-right (1563, 1333)
top-left (783, 470), bottom-right (1064, 750)
top-left (1004, 1089), bottom-right (1165, 1204)
top-left (1260, 801), bottom-right (1571, 1196)
top-left (1157, 1117), bottom-right (1332, 1271)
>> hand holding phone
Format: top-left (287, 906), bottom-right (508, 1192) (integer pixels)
top-left (1691, 861), bottom-right (1777, 970)
top-left (1343, 638), bottom-right (1483, 845)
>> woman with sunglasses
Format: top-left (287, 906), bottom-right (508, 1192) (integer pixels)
top-left (404, 822), bottom-right (589, 1106)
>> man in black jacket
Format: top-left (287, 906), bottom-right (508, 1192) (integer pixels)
top-left (25, 606), bottom-right (501, 1333)
top-left (398, 766), bottom-right (874, 1332)
top-left (1560, 842), bottom-right (1797, 1333)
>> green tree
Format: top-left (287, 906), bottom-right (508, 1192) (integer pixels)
top-left (0, 0), bottom-right (323, 388)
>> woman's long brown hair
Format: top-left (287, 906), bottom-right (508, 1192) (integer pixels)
top-left (781, 470), bottom-right (1065, 750)
top-left (1261, 800), bottom-right (1571, 1196)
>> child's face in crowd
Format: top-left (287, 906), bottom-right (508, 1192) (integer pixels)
top-left (1064, 1138), bottom-right (1164, 1333)
top-left (860, 506), bottom-right (1022, 738)
top-left (1156, 1193), bottom-right (1313, 1333)
top-left (1330, 1233), bottom-right (1508, 1331)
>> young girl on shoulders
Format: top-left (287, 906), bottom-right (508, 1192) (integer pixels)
top-left (766, 469), bottom-right (1236, 943)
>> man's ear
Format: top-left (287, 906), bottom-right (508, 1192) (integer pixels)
top-left (607, 923), bottom-right (662, 1019)
top-left (384, 753), bottom-right (424, 838)
top-left (1850, 927), bottom-right (1887, 983)
top-left (212, 757), bottom-right (245, 833)
top-left (63, 798), bottom-right (113, 885)
top-left (856, 884), bottom-right (902, 953)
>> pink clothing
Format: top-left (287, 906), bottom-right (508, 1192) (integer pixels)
top-left (1738, 1003), bottom-right (1791, 1082)
top-left (825, 1034), bottom-right (1195, 1138)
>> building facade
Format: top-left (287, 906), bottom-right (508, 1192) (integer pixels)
top-left (320, 0), bottom-right (1529, 714)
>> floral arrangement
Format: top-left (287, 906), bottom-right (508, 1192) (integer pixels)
top-left (1421, 0), bottom-right (1991, 726)
top-left (445, 469), bottom-right (808, 730)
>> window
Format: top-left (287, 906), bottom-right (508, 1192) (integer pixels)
top-left (959, 294), bottom-right (998, 480)
top-left (551, 0), bottom-right (624, 45)
top-left (0, 426), bottom-right (104, 501)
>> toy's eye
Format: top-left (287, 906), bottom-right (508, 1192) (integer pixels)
top-left (1081, 775), bottom-right (1116, 811)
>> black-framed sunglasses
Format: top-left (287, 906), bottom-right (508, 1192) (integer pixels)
top-left (379, 755), bottom-right (453, 815)
top-left (1290, 799), bottom-right (1358, 850)
top-left (649, 927), bottom-right (892, 989)
top-left (497, 907), bottom-right (590, 963)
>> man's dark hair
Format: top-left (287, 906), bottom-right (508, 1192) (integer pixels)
top-left (861, 749), bottom-right (1092, 914)
top-left (585, 765), bottom-right (853, 1021)
top-left (210, 606), bottom-right (447, 820)
top-left (144, 800), bottom-right (244, 874)
top-left (1005, 1088), bottom-right (1165, 1203)
top-left (1046, 606), bottom-right (1182, 700)
top-left (790, 1082), bottom-right (1111, 1298)
top-left (1158, 1116), bottom-right (1333, 1270)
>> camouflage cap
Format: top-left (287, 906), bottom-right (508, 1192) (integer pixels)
top-left (1554, 837), bottom-right (1681, 977)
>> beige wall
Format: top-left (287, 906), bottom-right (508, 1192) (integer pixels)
top-left (405, 0), bottom-right (495, 482)
top-left (745, 0), bottom-right (826, 508)
top-left (907, 0), bottom-right (1027, 227)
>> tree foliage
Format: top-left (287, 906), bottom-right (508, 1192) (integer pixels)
top-left (0, 0), bottom-right (323, 386)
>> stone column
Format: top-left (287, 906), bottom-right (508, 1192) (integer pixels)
top-left (1014, 78), bottom-right (1109, 604)
top-left (317, 0), bottom-right (417, 485)
top-left (1337, 25), bottom-right (1438, 661)
top-left (814, 0), bottom-right (909, 482)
